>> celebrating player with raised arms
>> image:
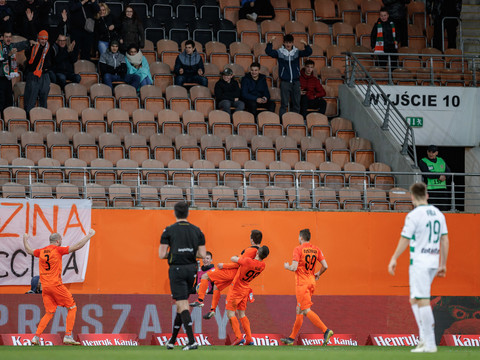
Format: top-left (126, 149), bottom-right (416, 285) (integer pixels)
top-left (281, 228), bottom-right (333, 346)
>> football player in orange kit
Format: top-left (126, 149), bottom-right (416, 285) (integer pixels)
top-left (23, 229), bottom-right (95, 345)
top-left (226, 245), bottom-right (269, 345)
top-left (281, 228), bottom-right (333, 346)
top-left (190, 230), bottom-right (262, 319)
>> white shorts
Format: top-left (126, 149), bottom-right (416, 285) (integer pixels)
top-left (409, 266), bottom-right (437, 299)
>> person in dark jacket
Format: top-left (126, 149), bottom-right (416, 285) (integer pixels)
top-left (214, 67), bottom-right (245, 116)
top-left (239, 0), bottom-right (275, 21)
top-left (174, 40), bottom-right (207, 87)
top-left (14, 0), bottom-right (52, 41)
top-left (118, 5), bottom-right (144, 52)
top-left (265, 34), bottom-right (312, 118)
top-left (371, 8), bottom-right (398, 68)
top-left (299, 60), bottom-right (326, 117)
top-left (382, 0), bottom-right (410, 47)
top-left (49, 34), bottom-right (81, 90)
top-left (95, 2), bottom-right (119, 56)
top-left (99, 39), bottom-right (140, 89)
top-left (25, 275), bottom-right (42, 294)
top-left (427, 0), bottom-right (462, 51)
top-left (0, 0), bottom-right (14, 34)
top-left (241, 61), bottom-right (275, 116)
top-left (68, 0), bottom-right (100, 60)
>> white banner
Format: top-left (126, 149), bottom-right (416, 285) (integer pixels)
top-left (0, 199), bottom-right (92, 286)
top-left (355, 86), bottom-right (479, 146)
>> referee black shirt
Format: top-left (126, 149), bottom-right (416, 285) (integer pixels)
top-left (161, 221), bottom-right (206, 265)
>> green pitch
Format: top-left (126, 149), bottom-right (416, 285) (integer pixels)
top-left (0, 346), bottom-right (479, 360)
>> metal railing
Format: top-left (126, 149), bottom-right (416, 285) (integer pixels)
top-left (0, 164), bottom-right (476, 212)
top-left (345, 52), bottom-right (418, 165)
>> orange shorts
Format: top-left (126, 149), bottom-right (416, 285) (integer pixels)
top-left (296, 282), bottom-right (315, 311)
top-left (225, 288), bottom-right (248, 312)
top-left (42, 285), bottom-right (75, 313)
top-left (208, 268), bottom-right (237, 292)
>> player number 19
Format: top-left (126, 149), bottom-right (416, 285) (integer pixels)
top-left (426, 220), bottom-right (440, 243)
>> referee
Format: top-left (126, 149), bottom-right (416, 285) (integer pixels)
top-left (159, 201), bottom-right (206, 350)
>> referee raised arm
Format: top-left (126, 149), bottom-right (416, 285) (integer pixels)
top-left (159, 201), bottom-right (207, 351)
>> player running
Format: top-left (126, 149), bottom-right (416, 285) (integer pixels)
top-left (281, 229), bottom-right (333, 346)
top-left (388, 182), bottom-right (449, 353)
top-left (23, 229), bottom-right (96, 345)
top-left (190, 230), bottom-right (262, 319)
top-left (227, 246), bottom-right (270, 345)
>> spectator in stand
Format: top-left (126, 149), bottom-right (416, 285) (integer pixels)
top-left (214, 67), bottom-right (245, 116)
top-left (427, 0), bottom-right (462, 51)
top-left (24, 30), bottom-right (53, 114)
top-left (68, 0), bottom-right (100, 60)
top-left (382, 0), bottom-right (410, 47)
top-left (25, 275), bottom-right (42, 294)
top-left (49, 34), bottom-right (81, 90)
top-left (118, 5), bottom-right (144, 52)
top-left (125, 44), bottom-right (152, 89)
top-left (241, 61), bottom-right (275, 116)
top-left (99, 39), bottom-right (140, 89)
top-left (174, 40), bottom-right (207, 87)
top-left (299, 60), bottom-right (326, 118)
top-left (371, 8), bottom-right (398, 69)
top-left (14, 0), bottom-right (52, 41)
top-left (0, 0), bottom-right (14, 34)
top-left (0, 31), bottom-right (29, 112)
top-left (95, 2), bottom-right (118, 56)
top-left (239, 0), bottom-right (275, 22)
top-left (265, 34), bottom-right (312, 118)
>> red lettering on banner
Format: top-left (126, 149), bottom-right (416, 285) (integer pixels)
top-left (440, 334), bottom-right (480, 346)
top-left (226, 334), bottom-right (284, 346)
top-left (0, 203), bottom-right (23, 237)
top-left (63, 204), bottom-right (86, 236)
top-left (366, 334), bottom-right (418, 346)
top-left (298, 333), bottom-right (358, 346)
top-left (0, 334), bottom-right (62, 346)
top-left (152, 333), bottom-right (214, 346)
top-left (78, 334), bottom-right (139, 346)
top-left (33, 204), bottom-right (58, 235)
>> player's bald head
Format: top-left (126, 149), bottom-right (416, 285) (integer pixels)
top-left (49, 233), bottom-right (62, 243)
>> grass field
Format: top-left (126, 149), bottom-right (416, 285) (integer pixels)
top-left (1, 346), bottom-right (479, 360)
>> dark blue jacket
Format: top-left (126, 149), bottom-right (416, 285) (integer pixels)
top-left (265, 42), bottom-right (312, 82)
top-left (241, 72), bottom-right (270, 101)
top-left (174, 49), bottom-right (205, 77)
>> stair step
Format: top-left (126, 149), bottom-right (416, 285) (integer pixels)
top-left (461, 12), bottom-right (480, 20)
top-left (461, 20), bottom-right (480, 29)
top-left (462, 0), bottom-right (480, 5)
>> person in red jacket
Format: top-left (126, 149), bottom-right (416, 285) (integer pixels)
top-left (299, 60), bottom-right (326, 118)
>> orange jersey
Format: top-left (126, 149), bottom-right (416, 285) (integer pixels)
top-left (231, 256), bottom-right (265, 292)
top-left (293, 242), bottom-right (325, 286)
top-left (33, 245), bottom-right (69, 288)
top-left (221, 246), bottom-right (259, 270)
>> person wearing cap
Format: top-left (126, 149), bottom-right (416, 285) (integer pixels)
top-left (24, 29), bottom-right (53, 114)
top-left (419, 145), bottom-right (451, 211)
top-left (174, 40), bottom-right (207, 87)
top-left (214, 67), bottom-right (245, 116)
top-left (241, 61), bottom-right (275, 117)
top-left (265, 34), bottom-right (312, 118)
top-left (99, 40), bottom-right (140, 89)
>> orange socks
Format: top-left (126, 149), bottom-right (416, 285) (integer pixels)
top-left (197, 278), bottom-right (209, 302)
top-left (229, 317), bottom-right (242, 339)
top-left (306, 310), bottom-right (327, 333)
top-left (240, 316), bottom-right (252, 343)
top-left (289, 314), bottom-right (304, 339)
top-left (65, 306), bottom-right (77, 335)
top-left (210, 288), bottom-right (220, 311)
top-left (35, 312), bottom-right (54, 336)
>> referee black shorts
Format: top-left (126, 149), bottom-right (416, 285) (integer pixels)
top-left (168, 263), bottom-right (197, 301)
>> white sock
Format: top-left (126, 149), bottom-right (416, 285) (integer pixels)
top-left (419, 305), bottom-right (436, 349)
top-left (411, 304), bottom-right (424, 342)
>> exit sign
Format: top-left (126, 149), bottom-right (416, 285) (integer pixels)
top-left (407, 117), bottom-right (423, 127)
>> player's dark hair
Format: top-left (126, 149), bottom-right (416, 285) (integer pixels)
top-left (251, 230), bottom-right (263, 245)
top-left (250, 62), bottom-right (260, 69)
top-left (304, 59), bottom-right (315, 67)
top-left (410, 182), bottom-right (427, 200)
top-left (257, 245), bottom-right (269, 260)
top-left (185, 40), bottom-right (195, 48)
top-left (206, 251), bottom-right (212, 258)
top-left (284, 34), bottom-right (294, 43)
top-left (380, 7), bottom-right (388, 13)
top-left (299, 229), bottom-right (311, 242)
top-left (174, 201), bottom-right (189, 219)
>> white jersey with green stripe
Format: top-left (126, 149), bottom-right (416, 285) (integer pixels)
top-left (401, 204), bottom-right (448, 268)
